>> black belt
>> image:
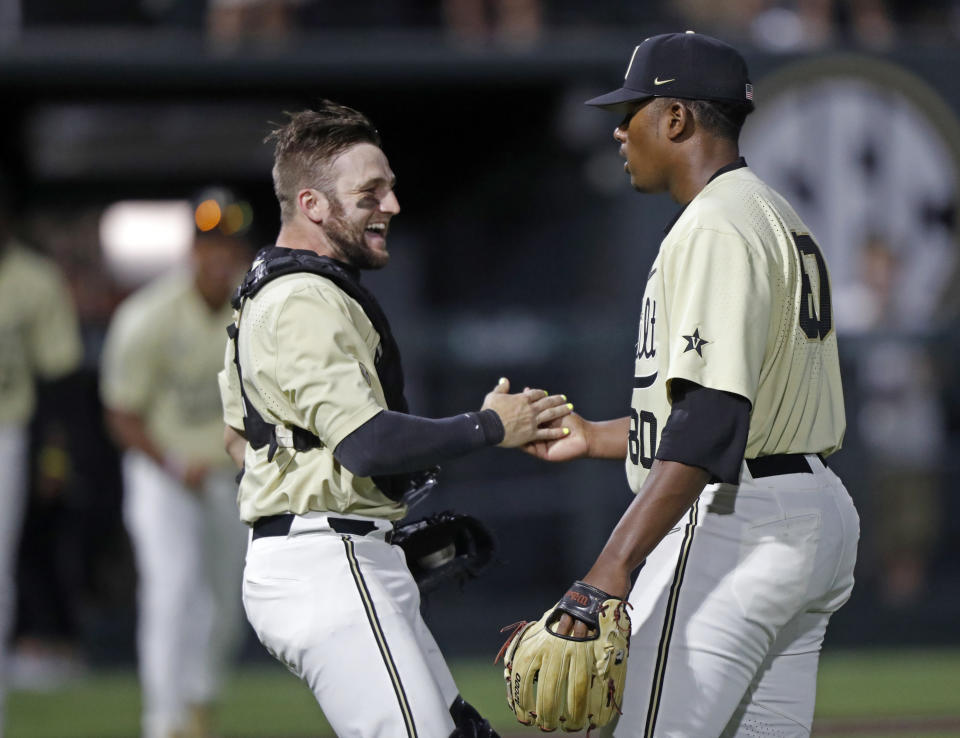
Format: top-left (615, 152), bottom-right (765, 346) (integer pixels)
top-left (252, 513), bottom-right (392, 542)
top-left (746, 453), bottom-right (825, 478)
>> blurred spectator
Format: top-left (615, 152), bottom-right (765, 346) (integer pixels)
top-left (100, 189), bottom-right (252, 738)
top-left (9, 206), bottom-right (127, 692)
top-left (206, 0), bottom-right (299, 46)
top-left (13, 0), bottom-right (960, 43)
top-left (442, 0), bottom-right (542, 46)
top-left (835, 235), bottom-right (945, 607)
top-left (666, 0), bottom-right (767, 40)
top-left (669, 0), bottom-right (896, 49)
top-left (0, 177), bottom-right (83, 735)
top-left (9, 0), bottom-right (960, 43)
top-left (755, 0), bottom-right (894, 49)
top-left (204, 0), bottom-right (434, 46)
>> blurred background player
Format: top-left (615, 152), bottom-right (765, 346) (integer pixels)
top-left (100, 189), bottom-right (252, 738)
top-left (0, 174), bottom-right (83, 737)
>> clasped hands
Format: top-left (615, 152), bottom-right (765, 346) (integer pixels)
top-left (479, 376), bottom-right (573, 448)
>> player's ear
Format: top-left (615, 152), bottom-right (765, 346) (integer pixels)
top-left (297, 188), bottom-right (330, 224)
top-left (664, 100), bottom-right (691, 141)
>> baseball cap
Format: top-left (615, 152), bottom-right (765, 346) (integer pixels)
top-left (585, 32), bottom-right (754, 115)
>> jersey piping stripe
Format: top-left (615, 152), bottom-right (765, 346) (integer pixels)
top-left (341, 536), bottom-right (418, 737)
top-left (643, 503), bottom-right (700, 738)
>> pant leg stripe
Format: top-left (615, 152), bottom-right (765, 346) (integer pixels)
top-left (342, 535), bottom-right (418, 738)
top-left (644, 503), bottom-right (700, 738)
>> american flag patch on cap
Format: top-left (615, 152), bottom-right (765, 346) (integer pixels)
top-left (745, 83), bottom-right (754, 101)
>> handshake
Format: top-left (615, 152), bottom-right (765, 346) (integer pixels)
top-left (480, 376), bottom-right (575, 450)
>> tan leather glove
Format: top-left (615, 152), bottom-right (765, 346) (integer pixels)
top-left (496, 581), bottom-right (631, 732)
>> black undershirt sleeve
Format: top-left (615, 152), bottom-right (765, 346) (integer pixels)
top-left (333, 409), bottom-right (505, 477)
top-left (654, 379), bottom-right (751, 484)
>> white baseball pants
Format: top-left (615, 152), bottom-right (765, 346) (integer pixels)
top-left (242, 513), bottom-right (460, 738)
top-left (0, 424), bottom-right (28, 738)
top-left (613, 455), bottom-right (860, 738)
top-left (122, 452), bottom-right (247, 738)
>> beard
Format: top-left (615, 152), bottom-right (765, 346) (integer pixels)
top-left (324, 196), bottom-right (389, 271)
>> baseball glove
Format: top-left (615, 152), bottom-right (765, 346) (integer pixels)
top-left (495, 581), bottom-right (631, 732)
top-left (393, 512), bottom-right (496, 594)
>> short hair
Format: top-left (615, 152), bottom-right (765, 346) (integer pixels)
top-left (265, 101), bottom-right (382, 222)
top-left (653, 97), bottom-right (752, 142)
top-left (685, 99), bottom-right (753, 142)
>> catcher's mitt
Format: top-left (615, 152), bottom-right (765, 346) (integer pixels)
top-left (495, 581), bottom-right (631, 732)
top-left (393, 512), bottom-right (495, 594)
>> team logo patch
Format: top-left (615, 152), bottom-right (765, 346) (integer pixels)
top-left (682, 328), bottom-right (710, 357)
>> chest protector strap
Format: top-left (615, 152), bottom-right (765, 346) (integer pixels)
top-left (229, 247), bottom-right (432, 502)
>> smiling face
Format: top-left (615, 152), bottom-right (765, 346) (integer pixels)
top-left (614, 99), bottom-right (671, 194)
top-left (322, 142), bottom-right (400, 270)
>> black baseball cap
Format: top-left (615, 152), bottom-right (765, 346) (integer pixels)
top-left (585, 32), bottom-right (754, 115)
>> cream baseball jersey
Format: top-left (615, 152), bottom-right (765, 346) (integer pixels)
top-left (218, 272), bottom-right (404, 524)
top-left (0, 243), bottom-right (82, 424)
top-left (101, 270), bottom-right (235, 466)
top-left (626, 166), bottom-right (845, 492)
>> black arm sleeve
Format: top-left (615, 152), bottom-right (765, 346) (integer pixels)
top-left (333, 409), bottom-right (505, 477)
top-left (654, 379), bottom-right (751, 484)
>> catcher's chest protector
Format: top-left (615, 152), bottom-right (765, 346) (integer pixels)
top-left (229, 246), bottom-right (422, 500)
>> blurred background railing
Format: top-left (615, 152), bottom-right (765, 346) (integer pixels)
top-left (3, 0), bottom-right (959, 697)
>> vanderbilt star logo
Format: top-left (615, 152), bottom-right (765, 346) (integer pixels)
top-left (682, 328), bottom-right (710, 357)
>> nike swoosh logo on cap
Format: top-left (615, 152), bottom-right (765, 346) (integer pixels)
top-left (653, 77), bottom-right (676, 86)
